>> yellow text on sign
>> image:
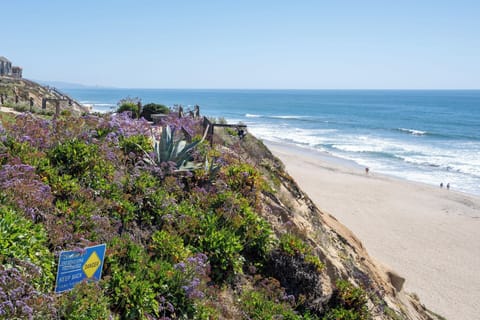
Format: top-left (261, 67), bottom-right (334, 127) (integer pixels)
top-left (82, 251), bottom-right (101, 278)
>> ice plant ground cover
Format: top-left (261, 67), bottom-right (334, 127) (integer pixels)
top-left (0, 111), bottom-right (371, 319)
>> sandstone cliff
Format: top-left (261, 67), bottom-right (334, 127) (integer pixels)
top-left (230, 133), bottom-right (441, 319)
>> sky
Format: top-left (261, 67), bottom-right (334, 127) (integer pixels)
top-left (3, 0), bottom-right (480, 89)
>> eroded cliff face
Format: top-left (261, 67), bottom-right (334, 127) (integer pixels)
top-left (231, 133), bottom-right (439, 320)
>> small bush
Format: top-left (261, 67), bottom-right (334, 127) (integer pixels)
top-left (279, 233), bottom-right (324, 272)
top-left (57, 281), bottom-right (112, 320)
top-left (119, 134), bottom-right (152, 156)
top-left (117, 102), bottom-right (139, 118)
top-left (48, 138), bottom-right (115, 196)
top-left (0, 205), bottom-right (55, 291)
top-left (241, 290), bottom-right (300, 319)
top-left (105, 236), bottom-right (160, 319)
top-left (323, 280), bottom-right (370, 320)
top-left (140, 103), bottom-right (169, 121)
top-left (12, 104), bottom-right (30, 112)
top-left (223, 163), bottom-right (266, 206)
top-left (198, 214), bottom-right (243, 282)
top-left (60, 109), bottom-right (72, 117)
top-left (117, 97), bottom-right (141, 118)
top-left (48, 139), bottom-right (99, 176)
top-left (151, 230), bottom-right (191, 263)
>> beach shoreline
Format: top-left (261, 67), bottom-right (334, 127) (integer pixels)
top-left (266, 140), bottom-right (480, 320)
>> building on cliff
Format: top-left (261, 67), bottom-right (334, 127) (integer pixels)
top-left (0, 56), bottom-right (22, 78)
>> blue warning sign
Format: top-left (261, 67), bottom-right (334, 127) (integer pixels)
top-left (55, 244), bottom-right (106, 293)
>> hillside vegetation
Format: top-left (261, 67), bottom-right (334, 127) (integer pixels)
top-left (0, 77), bottom-right (89, 116)
top-left (0, 110), bottom-right (437, 319)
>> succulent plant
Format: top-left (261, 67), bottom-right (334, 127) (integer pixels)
top-left (144, 125), bottom-right (207, 172)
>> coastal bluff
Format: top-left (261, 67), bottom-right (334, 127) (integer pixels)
top-left (0, 110), bottom-right (441, 319)
top-left (0, 76), bottom-right (89, 115)
top-left (235, 136), bottom-right (440, 319)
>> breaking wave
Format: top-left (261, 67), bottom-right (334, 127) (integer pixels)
top-left (397, 128), bottom-right (427, 136)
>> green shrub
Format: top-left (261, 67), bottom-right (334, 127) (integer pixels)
top-left (38, 109), bottom-right (55, 116)
top-left (57, 281), bottom-right (112, 320)
top-left (223, 163), bottom-right (266, 205)
top-left (111, 269), bottom-right (159, 319)
top-left (48, 139), bottom-right (115, 196)
top-left (2, 138), bottom-right (37, 163)
top-left (48, 139), bottom-right (99, 176)
top-left (60, 109), bottom-right (72, 117)
top-left (124, 171), bottom-right (176, 225)
top-left (224, 163), bottom-right (262, 191)
top-left (280, 233), bottom-right (309, 256)
top-left (140, 103), bottom-right (169, 121)
top-left (119, 134), bottom-right (153, 155)
top-left (117, 102), bottom-right (139, 118)
top-left (12, 103), bottom-right (30, 112)
top-left (105, 236), bottom-right (211, 319)
top-left (238, 205), bottom-right (273, 260)
top-left (335, 280), bottom-right (369, 313)
top-left (323, 308), bottom-right (361, 320)
top-left (0, 205), bottom-right (55, 291)
top-left (105, 236), bottom-right (160, 319)
top-left (240, 289), bottom-right (304, 320)
top-left (47, 173), bottom-right (81, 200)
top-left (279, 233), bottom-right (324, 272)
top-left (208, 191), bottom-right (273, 261)
top-left (151, 230), bottom-right (191, 263)
top-left (323, 280), bottom-right (370, 320)
top-left (197, 213), bottom-right (243, 282)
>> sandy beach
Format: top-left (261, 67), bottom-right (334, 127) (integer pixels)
top-left (267, 141), bottom-right (480, 320)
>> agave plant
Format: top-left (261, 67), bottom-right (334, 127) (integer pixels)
top-left (144, 125), bottom-right (208, 172)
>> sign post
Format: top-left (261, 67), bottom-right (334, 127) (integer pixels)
top-left (55, 244), bottom-right (106, 293)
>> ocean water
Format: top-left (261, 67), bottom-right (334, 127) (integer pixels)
top-left (63, 88), bottom-right (480, 196)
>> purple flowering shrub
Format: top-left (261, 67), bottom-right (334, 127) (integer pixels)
top-left (0, 265), bottom-right (56, 319)
top-left (0, 109), bottom-right (334, 318)
top-left (156, 112), bottom-right (203, 139)
top-left (4, 113), bottom-right (53, 150)
top-left (0, 162), bottom-right (54, 220)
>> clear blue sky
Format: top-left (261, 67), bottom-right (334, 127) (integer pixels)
top-left (3, 0), bottom-right (480, 89)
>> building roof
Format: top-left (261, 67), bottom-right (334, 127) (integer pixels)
top-left (0, 56), bottom-right (11, 63)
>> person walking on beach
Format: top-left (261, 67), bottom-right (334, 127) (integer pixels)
top-left (447, 183), bottom-right (450, 190)
top-left (440, 182), bottom-right (444, 188)
top-left (365, 167), bottom-right (370, 175)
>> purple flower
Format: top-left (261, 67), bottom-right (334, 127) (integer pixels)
top-left (0, 266), bottom-right (55, 318)
top-left (0, 163), bottom-right (54, 219)
top-left (174, 262), bottom-right (186, 272)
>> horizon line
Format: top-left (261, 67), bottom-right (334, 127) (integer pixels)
top-left (33, 79), bottom-right (480, 91)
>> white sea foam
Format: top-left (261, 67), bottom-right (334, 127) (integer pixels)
top-left (245, 114), bottom-right (312, 120)
top-left (398, 128), bottom-right (427, 136)
top-left (270, 115), bottom-right (310, 119)
top-left (248, 125), bottom-right (335, 148)
top-left (252, 124), bottom-right (480, 193)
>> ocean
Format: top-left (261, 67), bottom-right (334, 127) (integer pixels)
top-left (62, 88), bottom-right (480, 196)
